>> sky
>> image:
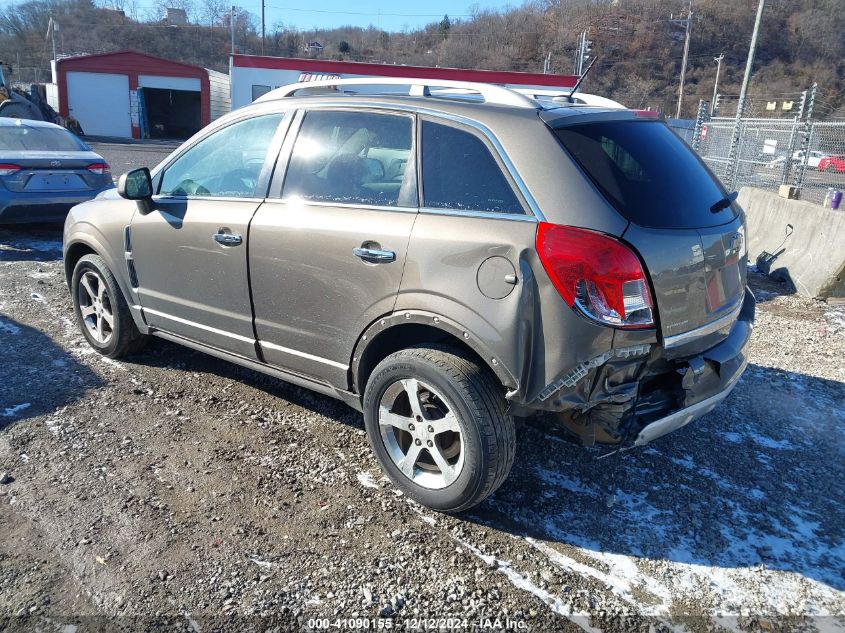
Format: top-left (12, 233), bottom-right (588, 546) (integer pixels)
top-left (236, 1), bottom-right (519, 32)
top-left (4, 0), bottom-right (521, 33)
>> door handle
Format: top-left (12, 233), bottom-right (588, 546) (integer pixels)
top-left (213, 231), bottom-right (242, 246)
top-left (353, 246), bottom-right (395, 263)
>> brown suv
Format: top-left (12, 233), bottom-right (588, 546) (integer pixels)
top-left (63, 79), bottom-right (753, 511)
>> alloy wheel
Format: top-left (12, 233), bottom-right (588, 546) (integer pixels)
top-left (378, 378), bottom-right (464, 490)
top-left (77, 270), bottom-right (114, 345)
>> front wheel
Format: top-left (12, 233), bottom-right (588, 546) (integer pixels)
top-left (363, 346), bottom-right (515, 512)
top-left (72, 254), bottom-right (148, 358)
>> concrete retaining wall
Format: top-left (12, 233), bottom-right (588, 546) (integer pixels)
top-left (738, 187), bottom-right (845, 299)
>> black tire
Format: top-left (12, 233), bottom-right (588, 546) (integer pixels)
top-left (363, 345), bottom-right (515, 512)
top-left (71, 254), bottom-right (148, 358)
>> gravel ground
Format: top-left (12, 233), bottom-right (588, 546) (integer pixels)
top-left (0, 145), bottom-right (844, 632)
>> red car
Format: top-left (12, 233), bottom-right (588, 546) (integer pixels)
top-left (818, 154), bottom-right (845, 173)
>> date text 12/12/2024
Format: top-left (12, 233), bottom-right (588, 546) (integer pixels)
top-left (306, 617), bottom-right (529, 630)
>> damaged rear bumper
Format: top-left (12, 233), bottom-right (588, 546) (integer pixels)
top-left (522, 287), bottom-right (755, 445)
top-left (632, 367), bottom-right (744, 445)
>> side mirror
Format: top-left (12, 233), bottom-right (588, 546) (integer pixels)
top-left (117, 167), bottom-right (153, 214)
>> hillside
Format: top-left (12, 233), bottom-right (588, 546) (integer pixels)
top-left (2, 0), bottom-right (843, 118)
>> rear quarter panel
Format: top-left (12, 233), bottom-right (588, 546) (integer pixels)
top-left (394, 213), bottom-right (616, 404)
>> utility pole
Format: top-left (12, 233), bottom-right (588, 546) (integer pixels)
top-left (736, 0), bottom-right (764, 121)
top-left (261, 0), bottom-right (265, 55)
top-left (675, 0), bottom-right (693, 119)
top-left (575, 30), bottom-right (592, 76)
top-left (726, 0), bottom-right (765, 188)
top-left (711, 52), bottom-right (724, 116)
top-left (230, 5), bottom-right (235, 56)
top-left (47, 17), bottom-right (58, 63)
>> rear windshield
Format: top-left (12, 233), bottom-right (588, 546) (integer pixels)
top-left (0, 125), bottom-right (87, 152)
top-left (553, 120), bottom-right (737, 228)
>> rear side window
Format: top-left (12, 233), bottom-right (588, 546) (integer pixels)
top-left (421, 120), bottom-right (524, 214)
top-left (0, 125), bottom-right (86, 151)
top-left (283, 110), bottom-right (415, 207)
top-left (554, 120), bottom-right (737, 228)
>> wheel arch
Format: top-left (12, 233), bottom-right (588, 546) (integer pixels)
top-left (64, 239), bottom-right (98, 288)
top-left (351, 310), bottom-right (518, 397)
top-left (64, 234), bottom-right (148, 334)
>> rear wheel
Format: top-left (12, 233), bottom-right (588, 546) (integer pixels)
top-left (72, 254), bottom-right (148, 358)
top-left (363, 345), bottom-right (515, 512)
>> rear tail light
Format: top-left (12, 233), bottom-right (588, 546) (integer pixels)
top-left (87, 162), bottom-right (111, 175)
top-left (0, 163), bottom-right (21, 176)
top-left (536, 223), bottom-right (654, 329)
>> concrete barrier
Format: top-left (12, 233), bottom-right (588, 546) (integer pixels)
top-left (738, 187), bottom-right (845, 299)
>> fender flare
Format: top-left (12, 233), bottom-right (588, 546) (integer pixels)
top-left (350, 309), bottom-right (519, 394)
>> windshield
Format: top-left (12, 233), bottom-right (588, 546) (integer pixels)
top-left (553, 119), bottom-right (737, 229)
top-left (0, 125), bottom-right (88, 152)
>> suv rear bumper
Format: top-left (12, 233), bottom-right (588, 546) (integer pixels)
top-left (527, 287), bottom-right (755, 445)
top-left (633, 354), bottom-right (746, 445)
top-left (634, 287), bottom-right (754, 444)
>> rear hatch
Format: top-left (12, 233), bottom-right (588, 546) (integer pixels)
top-left (1, 151), bottom-right (107, 193)
top-left (0, 121), bottom-right (109, 193)
top-left (550, 115), bottom-right (746, 350)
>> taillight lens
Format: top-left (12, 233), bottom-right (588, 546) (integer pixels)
top-left (536, 222), bottom-right (654, 329)
top-left (0, 163), bottom-right (21, 176)
top-left (87, 162), bottom-right (111, 175)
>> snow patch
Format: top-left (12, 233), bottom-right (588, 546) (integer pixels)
top-left (356, 471), bottom-right (379, 489)
top-left (535, 465), bottom-right (599, 498)
top-left (457, 538), bottom-right (603, 633)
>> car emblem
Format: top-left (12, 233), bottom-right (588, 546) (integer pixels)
top-left (50, 160), bottom-right (61, 167)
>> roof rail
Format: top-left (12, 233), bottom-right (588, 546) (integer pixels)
top-left (256, 77), bottom-right (540, 109)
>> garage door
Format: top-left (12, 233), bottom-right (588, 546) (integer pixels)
top-left (67, 72), bottom-right (131, 137)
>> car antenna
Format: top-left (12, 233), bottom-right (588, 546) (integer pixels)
top-left (568, 56), bottom-right (598, 103)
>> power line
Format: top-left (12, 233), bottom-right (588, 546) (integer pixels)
top-left (263, 5), bottom-right (473, 18)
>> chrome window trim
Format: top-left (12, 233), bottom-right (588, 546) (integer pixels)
top-left (259, 340), bottom-right (349, 371)
top-left (153, 195), bottom-right (266, 204)
top-left (418, 207), bottom-right (538, 223)
top-left (271, 101), bottom-right (546, 221)
top-left (418, 111), bottom-right (544, 221)
top-left (142, 307), bottom-right (255, 344)
top-left (274, 197), bottom-right (418, 214)
top-left (663, 298), bottom-right (744, 349)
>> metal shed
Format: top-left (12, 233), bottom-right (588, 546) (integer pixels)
top-left (56, 50), bottom-right (230, 139)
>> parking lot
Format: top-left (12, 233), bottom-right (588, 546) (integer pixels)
top-left (1, 141), bottom-right (844, 632)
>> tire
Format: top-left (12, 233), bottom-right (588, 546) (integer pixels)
top-left (71, 254), bottom-right (148, 358)
top-left (362, 345), bottom-right (515, 512)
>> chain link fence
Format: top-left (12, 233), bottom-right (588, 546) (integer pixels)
top-left (668, 88), bottom-right (845, 206)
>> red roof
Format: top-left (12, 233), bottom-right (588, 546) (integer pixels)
top-left (233, 54), bottom-right (578, 88)
top-left (56, 50), bottom-right (207, 75)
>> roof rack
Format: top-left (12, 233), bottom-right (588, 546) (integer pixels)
top-left (256, 77), bottom-right (540, 109)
